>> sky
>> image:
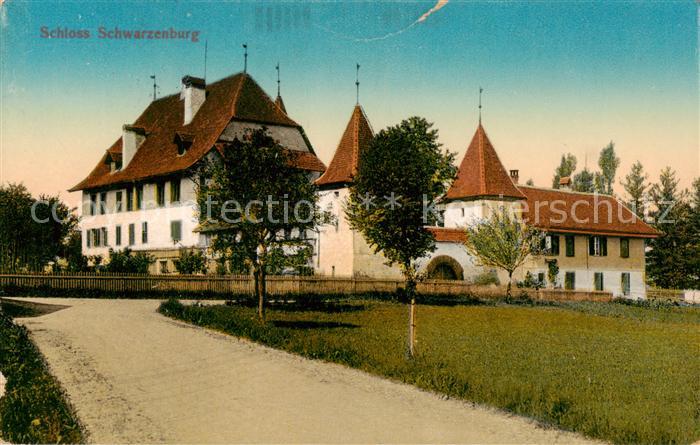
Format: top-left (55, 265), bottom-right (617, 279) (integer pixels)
top-left (1, 1), bottom-right (698, 208)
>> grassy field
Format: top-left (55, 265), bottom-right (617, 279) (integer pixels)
top-left (0, 300), bottom-right (84, 444)
top-left (160, 298), bottom-right (700, 444)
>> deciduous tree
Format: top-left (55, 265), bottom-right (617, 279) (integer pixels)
top-left (597, 142), bottom-right (620, 195)
top-left (346, 116), bottom-right (456, 358)
top-left (552, 153), bottom-right (577, 189)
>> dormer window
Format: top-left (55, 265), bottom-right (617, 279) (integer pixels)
top-left (174, 132), bottom-right (194, 156)
top-left (105, 152), bottom-right (123, 173)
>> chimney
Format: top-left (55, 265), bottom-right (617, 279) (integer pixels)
top-left (509, 169), bottom-right (519, 184)
top-left (180, 75), bottom-right (206, 125)
top-left (559, 176), bottom-right (572, 190)
top-left (122, 125), bottom-right (146, 167)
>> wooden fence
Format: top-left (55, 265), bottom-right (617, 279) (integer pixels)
top-left (0, 272), bottom-right (612, 302)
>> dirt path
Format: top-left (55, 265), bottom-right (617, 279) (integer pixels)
top-left (17, 298), bottom-right (596, 444)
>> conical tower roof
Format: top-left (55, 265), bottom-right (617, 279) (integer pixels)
top-left (275, 94), bottom-right (287, 114)
top-left (316, 105), bottom-right (374, 188)
top-left (445, 123), bottom-right (525, 201)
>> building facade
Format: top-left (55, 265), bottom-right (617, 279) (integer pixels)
top-left (73, 70), bottom-right (658, 298)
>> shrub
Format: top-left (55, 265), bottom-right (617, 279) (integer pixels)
top-left (105, 248), bottom-right (154, 274)
top-left (173, 249), bottom-right (208, 275)
top-left (472, 270), bottom-right (500, 286)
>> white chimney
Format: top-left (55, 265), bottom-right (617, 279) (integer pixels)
top-left (509, 169), bottom-right (519, 184)
top-left (559, 176), bottom-right (572, 191)
top-left (180, 75), bottom-right (206, 125)
top-left (122, 125), bottom-right (146, 167)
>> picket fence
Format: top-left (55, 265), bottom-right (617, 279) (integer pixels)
top-left (0, 272), bottom-right (612, 302)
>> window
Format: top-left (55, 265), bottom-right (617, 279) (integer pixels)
top-left (141, 222), bottom-right (148, 244)
top-left (542, 234), bottom-right (560, 256)
top-left (620, 238), bottom-right (630, 258)
top-left (86, 230), bottom-right (91, 248)
top-left (156, 182), bottom-right (165, 207)
top-left (461, 208), bottom-right (465, 217)
top-left (89, 194), bottom-right (97, 216)
top-left (136, 185), bottom-right (144, 209)
top-left (170, 179), bottom-right (181, 204)
top-left (126, 187), bottom-right (134, 211)
top-left (537, 272), bottom-right (545, 285)
top-left (170, 220), bottom-right (182, 243)
top-left (594, 272), bottom-right (604, 291)
top-left (115, 225), bottom-right (122, 246)
top-left (621, 273), bottom-right (631, 296)
top-left (92, 228), bottom-right (101, 247)
top-left (116, 191), bottom-right (123, 213)
top-left (589, 236), bottom-right (608, 256)
top-left (565, 236), bottom-right (575, 257)
top-left (565, 272), bottom-right (576, 290)
top-left (159, 260), bottom-right (169, 274)
top-left (101, 227), bottom-right (108, 247)
top-left (128, 224), bottom-right (135, 246)
top-left (99, 193), bottom-right (107, 215)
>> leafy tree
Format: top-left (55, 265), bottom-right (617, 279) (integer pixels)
top-left (62, 229), bottom-right (88, 272)
top-left (596, 142), bottom-right (620, 195)
top-left (195, 128), bottom-right (326, 321)
top-left (622, 161), bottom-right (648, 218)
top-left (464, 207), bottom-right (544, 298)
top-left (552, 153), bottom-right (577, 189)
top-left (346, 116), bottom-right (456, 357)
top-left (105, 248), bottom-right (154, 274)
top-left (572, 168), bottom-right (596, 193)
top-left (173, 249), bottom-right (208, 275)
top-left (0, 183), bottom-right (78, 272)
top-left (547, 260), bottom-right (559, 288)
top-left (525, 178), bottom-right (535, 186)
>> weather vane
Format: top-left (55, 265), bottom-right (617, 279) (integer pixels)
top-left (355, 63), bottom-right (360, 104)
top-left (243, 43), bottom-right (248, 73)
top-left (478, 86), bottom-right (483, 124)
top-left (150, 74), bottom-right (158, 101)
top-left (276, 62), bottom-right (281, 96)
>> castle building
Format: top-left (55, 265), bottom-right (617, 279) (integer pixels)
top-left (72, 70), bottom-right (658, 298)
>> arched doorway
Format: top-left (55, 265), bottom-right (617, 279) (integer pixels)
top-left (426, 255), bottom-right (464, 280)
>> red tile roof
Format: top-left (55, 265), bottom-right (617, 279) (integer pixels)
top-left (275, 95), bottom-right (287, 114)
top-left (517, 186), bottom-right (659, 238)
top-left (445, 123), bottom-right (525, 201)
top-left (427, 227), bottom-right (467, 243)
top-left (70, 73), bottom-right (324, 192)
top-left (315, 105), bottom-right (374, 188)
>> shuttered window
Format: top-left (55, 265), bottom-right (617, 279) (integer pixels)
top-left (621, 273), bottom-right (631, 296)
top-left (620, 238), bottom-right (630, 258)
top-left (594, 272), bottom-right (604, 291)
top-left (171, 220), bottom-right (182, 243)
top-left (170, 180), bottom-right (181, 203)
top-left (565, 236), bottom-right (575, 257)
top-left (589, 236), bottom-right (607, 256)
top-left (128, 224), bottom-right (135, 246)
top-left (565, 272), bottom-right (575, 290)
top-left (116, 191), bottom-right (123, 213)
top-left (126, 187), bottom-right (134, 211)
top-left (142, 222), bottom-right (148, 244)
top-left (115, 225), bottom-right (122, 246)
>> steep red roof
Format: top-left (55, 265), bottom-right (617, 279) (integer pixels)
top-left (275, 95), bottom-right (287, 114)
top-left (315, 105), bottom-right (374, 188)
top-left (70, 73), bottom-right (323, 191)
top-left (427, 227), bottom-right (467, 243)
top-left (445, 123), bottom-right (525, 201)
top-left (517, 186), bottom-right (659, 238)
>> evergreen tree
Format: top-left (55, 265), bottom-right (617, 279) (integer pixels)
top-left (621, 161), bottom-right (648, 218)
top-left (552, 153), bottom-right (577, 189)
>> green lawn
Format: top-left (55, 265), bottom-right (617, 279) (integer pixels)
top-left (159, 298), bottom-right (700, 444)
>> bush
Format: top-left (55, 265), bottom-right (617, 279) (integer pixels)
top-left (0, 312), bottom-right (84, 443)
top-left (105, 248), bottom-right (154, 274)
top-left (472, 270), bottom-right (500, 286)
top-left (173, 249), bottom-right (208, 275)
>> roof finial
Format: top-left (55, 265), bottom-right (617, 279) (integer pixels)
top-left (276, 62), bottom-right (281, 97)
top-left (203, 40), bottom-right (208, 80)
top-left (355, 63), bottom-right (360, 105)
top-left (150, 74), bottom-right (158, 101)
top-left (243, 43), bottom-right (248, 73)
top-left (478, 86), bottom-right (483, 124)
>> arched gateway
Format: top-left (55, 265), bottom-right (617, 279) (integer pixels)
top-left (426, 255), bottom-right (464, 280)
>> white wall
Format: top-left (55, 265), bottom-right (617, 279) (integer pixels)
top-left (80, 177), bottom-right (200, 258)
top-left (316, 187), bottom-right (355, 276)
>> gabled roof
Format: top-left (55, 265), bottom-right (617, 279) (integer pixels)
top-left (445, 123), bottom-right (525, 201)
top-left (517, 185), bottom-right (659, 238)
top-left (70, 72), bottom-right (323, 192)
top-left (315, 105), bottom-right (374, 188)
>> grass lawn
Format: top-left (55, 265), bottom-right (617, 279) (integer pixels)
top-left (160, 298), bottom-right (700, 444)
top-left (0, 300), bottom-right (84, 444)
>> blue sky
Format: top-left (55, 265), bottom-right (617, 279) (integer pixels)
top-left (1, 1), bottom-right (697, 206)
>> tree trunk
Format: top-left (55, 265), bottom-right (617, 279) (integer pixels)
top-left (405, 267), bottom-right (417, 359)
top-left (506, 271), bottom-right (513, 298)
top-left (255, 265), bottom-right (266, 322)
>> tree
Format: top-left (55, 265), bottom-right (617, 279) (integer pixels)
top-left (547, 259), bottom-right (559, 288)
top-left (105, 248), bottom-right (154, 274)
top-left (0, 183), bottom-right (78, 272)
top-left (346, 116), bottom-right (456, 358)
top-left (552, 153), bottom-right (577, 189)
top-left (622, 161), bottom-right (648, 218)
top-left (173, 249), bottom-right (208, 275)
top-left (687, 178), bottom-right (700, 288)
top-left (596, 142), bottom-right (620, 195)
top-left (195, 128), bottom-right (326, 321)
top-left (525, 178), bottom-right (535, 186)
top-left (572, 168), bottom-right (596, 193)
top-left (464, 207), bottom-right (544, 298)
top-left (646, 167), bottom-right (693, 289)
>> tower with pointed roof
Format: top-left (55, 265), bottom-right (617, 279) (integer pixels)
top-left (441, 122), bottom-right (524, 228)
